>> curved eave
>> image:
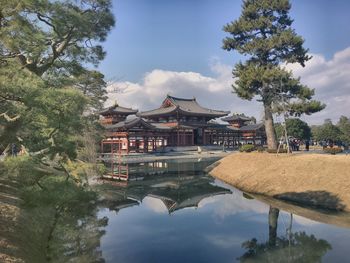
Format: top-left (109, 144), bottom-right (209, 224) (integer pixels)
top-left (99, 106), bottom-right (138, 116)
top-left (138, 107), bottom-right (229, 118)
top-left (137, 106), bottom-right (178, 118)
top-left (222, 116), bottom-right (251, 122)
top-left (177, 108), bottom-right (230, 117)
top-left (105, 117), bottom-right (155, 131)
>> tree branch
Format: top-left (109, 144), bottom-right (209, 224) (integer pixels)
top-left (36, 13), bottom-right (60, 36)
top-left (0, 111), bottom-right (20, 122)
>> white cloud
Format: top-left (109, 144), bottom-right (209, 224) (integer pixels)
top-left (106, 60), bottom-right (263, 121)
top-left (106, 47), bottom-right (350, 125)
top-left (286, 47), bottom-right (350, 124)
top-left (143, 196), bottom-right (168, 214)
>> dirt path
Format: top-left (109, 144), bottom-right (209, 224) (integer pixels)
top-left (210, 152), bottom-right (350, 212)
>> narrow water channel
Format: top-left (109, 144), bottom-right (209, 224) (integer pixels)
top-left (71, 158), bottom-right (350, 262)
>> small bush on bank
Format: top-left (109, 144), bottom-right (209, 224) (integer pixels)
top-left (266, 149), bottom-right (288, 154)
top-left (239, 144), bottom-right (255, 152)
top-left (323, 147), bottom-right (343, 155)
top-left (256, 146), bottom-right (265, 152)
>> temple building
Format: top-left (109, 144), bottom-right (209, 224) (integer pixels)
top-left (100, 95), bottom-right (266, 154)
top-left (222, 114), bottom-right (266, 146)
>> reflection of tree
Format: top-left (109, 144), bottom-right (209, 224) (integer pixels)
top-left (268, 206), bottom-right (279, 247)
top-left (48, 209), bottom-right (108, 263)
top-left (23, 179), bottom-right (108, 262)
top-left (238, 206), bottom-right (332, 262)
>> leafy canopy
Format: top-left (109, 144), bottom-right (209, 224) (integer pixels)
top-left (0, 0), bottom-right (115, 159)
top-left (223, 0), bottom-right (325, 115)
top-left (275, 118), bottom-right (311, 140)
top-left (312, 117), bottom-right (350, 144)
top-left (0, 0), bottom-right (115, 76)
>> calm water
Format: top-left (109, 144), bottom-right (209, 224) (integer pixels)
top-left (95, 158), bottom-right (350, 263)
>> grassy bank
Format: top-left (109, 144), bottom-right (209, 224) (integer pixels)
top-left (210, 153), bottom-right (350, 212)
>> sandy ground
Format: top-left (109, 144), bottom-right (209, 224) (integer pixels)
top-left (210, 152), bottom-right (350, 212)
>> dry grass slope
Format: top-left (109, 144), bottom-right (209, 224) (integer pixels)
top-left (210, 153), bottom-right (350, 212)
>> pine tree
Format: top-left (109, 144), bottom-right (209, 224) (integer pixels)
top-left (223, 0), bottom-right (325, 149)
top-left (0, 0), bottom-right (115, 157)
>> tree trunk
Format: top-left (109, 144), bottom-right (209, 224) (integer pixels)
top-left (264, 102), bottom-right (278, 149)
top-left (268, 206), bottom-right (279, 247)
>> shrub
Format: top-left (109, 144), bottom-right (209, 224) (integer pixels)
top-left (266, 149), bottom-right (288, 154)
top-left (239, 144), bottom-right (255, 152)
top-left (323, 147), bottom-right (343, 155)
top-left (255, 146), bottom-right (265, 152)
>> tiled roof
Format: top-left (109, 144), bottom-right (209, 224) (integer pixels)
top-left (100, 104), bottom-right (138, 115)
top-left (105, 117), bottom-right (153, 130)
top-left (138, 95), bottom-right (230, 118)
top-left (137, 105), bottom-right (178, 117)
top-left (239, 123), bottom-right (264, 131)
top-left (222, 114), bottom-right (251, 122)
top-left (105, 118), bottom-right (173, 131)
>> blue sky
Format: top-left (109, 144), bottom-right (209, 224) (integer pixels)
top-left (100, 0), bottom-right (350, 81)
top-left (100, 0), bottom-right (350, 124)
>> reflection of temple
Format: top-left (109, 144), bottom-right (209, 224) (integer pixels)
top-left (99, 160), bottom-right (231, 214)
top-left (100, 95), bottom-right (266, 154)
top-left (104, 159), bottom-right (213, 180)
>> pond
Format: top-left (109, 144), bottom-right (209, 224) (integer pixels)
top-left (91, 158), bottom-right (350, 262)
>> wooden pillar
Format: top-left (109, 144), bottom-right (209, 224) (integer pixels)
top-left (177, 129), bottom-right (180, 146)
top-left (203, 129), bottom-right (206, 145)
top-left (191, 130), bottom-right (194, 146)
top-left (143, 136), bottom-right (146, 153)
top-left (111, 141), bottom-right (114, 176)
top-left (126, 136), bottom-right (129, 154)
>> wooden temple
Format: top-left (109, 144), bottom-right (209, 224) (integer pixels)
top-left (100, 95), bottom-right (266, 154)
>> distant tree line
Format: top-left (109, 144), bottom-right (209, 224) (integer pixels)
top-left (311, 116), bottom-right (350, 146)
top-left (274, 116), bottom-right (350, 147)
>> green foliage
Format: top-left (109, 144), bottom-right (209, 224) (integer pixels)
top-left (0, 156), bottom-right (46, 186)
top-left (312, 119), bottom-right (342, 142)
top-left (337, 116), bottom-right (350, 144)
top-left (223, 0), bottom-right (309, 65)
top-left (239, 144), bottom-right (256, 152)
top-left (239, 231), bottom-right (331, 262)
top-left (222, 0), bottom-right (325, 148)
top-left (323, 147), bottom-right (343, 155)
top-left (0, 0), bottom-right (115, 159)
top-left (266, 148), bottom-right (288, 153)
top-left (275, 118), bottom-right (311, 140)
top-left (0, 3), bottom-right (113, 259)
top-left (0, 0), bottom-right (115, 76)
top-left (20, 174), bottom-right (107, 262)
top-left (256, 146), bottom-right (265, 152)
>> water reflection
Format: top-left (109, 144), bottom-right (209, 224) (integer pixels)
top-left (93, 158), bottom-right (350, 263)
top-left (239, 206), bottom-right (332, 262)
top-left (99, 158), bottom-right (231, 214)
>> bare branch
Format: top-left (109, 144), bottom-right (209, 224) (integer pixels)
top-left (36, 13), bottom-right (60, 36)
top-left (0, 112), bottom-right (20, 122)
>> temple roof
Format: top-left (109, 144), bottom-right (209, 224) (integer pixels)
top-left (105, 117), bottom-right (172, 131)
top-left (99, 103), bottom-right (138, 116)
top-left (138, 95), bottom-right (230, 118)
top-left (239, 123), bottom-right (264, 131)
top-left (226, 123), bottom-right (264, 131)
top-left (222, 113), bottom-right (251, 122)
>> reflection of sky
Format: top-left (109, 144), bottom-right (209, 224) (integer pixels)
top-left (98, 180), bottom-right (350, 263)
